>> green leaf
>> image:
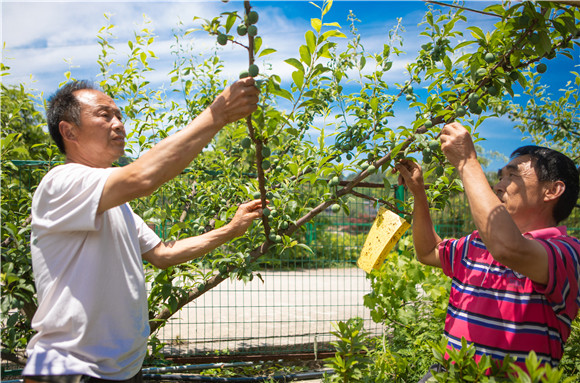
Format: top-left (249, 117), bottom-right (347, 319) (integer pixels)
top-left (322, 0), bottom-right (333, 16)
top-left (466, 26), bottom-right (485, 40)
top-left (517, 72), bottom-right (528, 89)
top-left (224, 12), bottom-right (237, 33)
top-left (295, 243), bottom-right (314, 254)
top-left (537, 31), bottom-right (551, 56)
top-left (426, 12), bottom-right (433, 26)
top-left (391, 141), bottom-right (406, 159)
top-left (305, 30), bottom-right (316, 54)
top-left (298, 98), bottom-right (327, 108)
top-left (253, 37), bottom-right (262, 55)
top-left (383, 177), bottom-right (391, 190)
top-left (509, 53), bottom-right (521, 70)
top-left (443, 55), bottom-right (452, 71)
top-left (308, 1), bottom-right (321, 10)
top-left (320, 30), bottom-right (346, 42)
top-left (292, 70), bottom-right (304, 89)
top-left (311, 18), bottom-right (322, 33)
top-left (370, 97), bottom-right (378, 113)
top-left (318, 42), bottom-right (334, 59)
top-left (258, 48), bottom-right (277, 58)
top-left (455, 40), bottom-right (476, 50)
top-left (169, 296), bottom-right (178, 313)
top-left (285, 58), bottom-right (304, 72)
top-left (299, 45), bottom-right (311, 66)
top-left (359, 56), bottom-right (366, 71)
top-left (288, 162), bottom-right (299, 176)
top-left (269, 85), bottom-right (293, 101)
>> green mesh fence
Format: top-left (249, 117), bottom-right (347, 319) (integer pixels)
top-left (3, 160), bottom-right (580, 359)
top-left (144, 179), bottom-right (391, 357)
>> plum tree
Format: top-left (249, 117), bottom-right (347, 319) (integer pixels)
top-left (2, 0), bottom-right (579, 368)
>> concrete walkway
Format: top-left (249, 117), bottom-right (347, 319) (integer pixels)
top-left (156, 267), bottom-right (383, 356)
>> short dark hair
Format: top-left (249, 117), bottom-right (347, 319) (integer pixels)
top-left (46, 80), bottom-right (96, 154)
top-left (511, 145), bottom-right (579, 223)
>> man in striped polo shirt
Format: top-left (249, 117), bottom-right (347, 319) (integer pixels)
top-left (396, 122), bottom-right (580, 377)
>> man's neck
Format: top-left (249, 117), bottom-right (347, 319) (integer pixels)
top-left (65, 154), bottom-right (112, 169)
top-left (516, 217), bottom-right (558, 234)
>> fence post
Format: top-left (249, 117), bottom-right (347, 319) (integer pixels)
top-left (394, 185), bottom-right (405, 216)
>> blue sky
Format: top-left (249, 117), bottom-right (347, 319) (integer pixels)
top-left (2, 1), bottom-right (578, 171)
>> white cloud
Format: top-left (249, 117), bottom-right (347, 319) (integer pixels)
top-left (3, 0), bottom-right (576, 166)
top-left (2, 1), bottom-right (435, 93)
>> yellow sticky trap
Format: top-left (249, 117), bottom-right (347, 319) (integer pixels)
top-left (357, 206), bottom-right (411, 273)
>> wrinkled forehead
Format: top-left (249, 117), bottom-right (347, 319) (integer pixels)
top-left (498, 154), bottom-right (536, 177)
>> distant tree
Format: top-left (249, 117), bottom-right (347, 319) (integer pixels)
top-left (506, 70), bottom-right (580, 162)
top-left (0, 81), bottom-right (54, 160)
top-left (1, 78), bottom-right (38, 364)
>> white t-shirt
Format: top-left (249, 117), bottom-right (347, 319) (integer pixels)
top-left (23, 163), bottom-right (161, 379)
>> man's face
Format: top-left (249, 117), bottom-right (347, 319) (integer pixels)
top-left (493, 155), bottom-right (548, 229)
top-left (72, 89), bottom-right (125, 167)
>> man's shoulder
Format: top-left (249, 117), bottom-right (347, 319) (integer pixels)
top-left (42, 163), bottom-right (114, 181)
top-left (530, 227), bottom-right (580, 267)
top-left (45, 162), bottom-right (98, 173)
top-left (41, 163), bottom-right (88, 180)
top-left (36, 163), bottom-right (116, 199)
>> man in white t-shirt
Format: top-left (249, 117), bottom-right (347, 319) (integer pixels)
top-left (23, 79), bottom-right (263, 383)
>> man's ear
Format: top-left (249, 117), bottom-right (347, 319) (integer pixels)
top-left (59, 121), bottom-right (77, 143)
top-left (544, 180), bottom-right (566, 202)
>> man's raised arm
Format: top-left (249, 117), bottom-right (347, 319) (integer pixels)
top-left (395, 159), bottom-right (442, 268)
top-left (99, 77), bottom-right (259, 214)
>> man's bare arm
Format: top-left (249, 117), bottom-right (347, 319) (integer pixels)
top-left (396, 160), bottom-right (442, 268)
top-left (98, 78), bottom-right (259, 214)
top-left (440, 122), bottom-right (549, 284)
top-left (143, 200), bottom-right (263, 269)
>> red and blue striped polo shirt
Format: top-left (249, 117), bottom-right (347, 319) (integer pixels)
top-left (438, 226), bottom-right (580, 368)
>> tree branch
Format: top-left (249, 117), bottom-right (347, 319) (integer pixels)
top-left (149, 241), bottom-right (271, 333)
top-left (348, 190), bottom-right (410, 216)
top-left (179, 182), bottom-right (197, 223)
top-left (243, 0), bottom-right (272, 237)
top-left (424, 0), bottom-right (502, 18)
